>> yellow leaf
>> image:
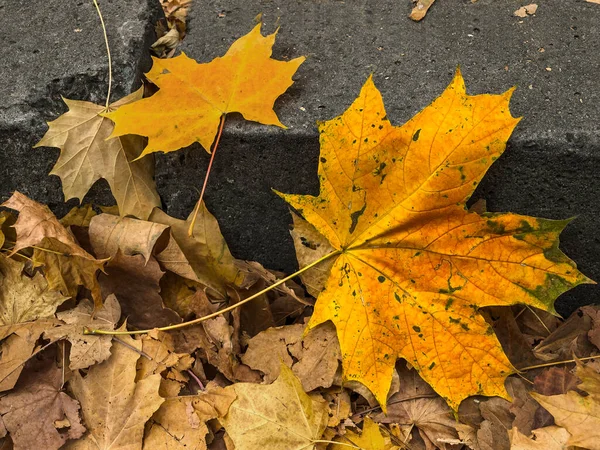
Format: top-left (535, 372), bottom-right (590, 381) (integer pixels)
top-left (532, 363), bottom-right (600, 449)
top-left (35, 88), bottom-right (161, 220)
top-left (105, 23), bottom-right (305, 157)
top-left (278, 71), bottom-right (592, 410)
top-left (67, 333), bottom-right (164, 449)
top-left (331, 418), bottom-right (398, 450)
top-left (220, 364), bottom-right (328, 450)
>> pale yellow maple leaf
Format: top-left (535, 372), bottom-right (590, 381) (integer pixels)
top-left (220, 364), bottom-right (328, 450)
top-left (35, 88), bottom-right (160, 220)
top-left (66, 333), bottom-right (164, 449)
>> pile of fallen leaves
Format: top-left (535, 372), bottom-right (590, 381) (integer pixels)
top-left (0, 11), bottom-right (599, 450)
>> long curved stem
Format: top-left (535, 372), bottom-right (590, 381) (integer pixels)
top-left (188, 114), bottom-right (226, 236)
top-left (519, 354), bottom-right (600, 372)
top-left (84, 249), bottom-right (341, 336)
top-left (92, 0), bottom-right (112, 107)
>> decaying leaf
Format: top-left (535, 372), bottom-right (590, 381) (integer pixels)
top-left (0, 363), bottom-right (85, 450)
top-left (331, 418), bottom-right (398, 450)
top-left (242, 322), bottom-right (341, 392)
top-left (509, 426), bottom-right (571, 450)
top-left (143, 386), bottom-right (236, 450)
top-left (105, 24), bottom-right (305, 157)
top-left (278, 71), bottom-right (591, 409)
top-left (0, 253), bottom-right (67, 325)
top-left (221, 365), bottom-right (328, 450)
top-left (67, 333), bottom-right (164, 449)
top-left (1, 192), bottom-right (105, 306)
top-left (35, 88), bottom-right (161, 220)
top-left (532, 362), bottom-right (600, 449)
top-left (43, 295), bottom-right (121, 370)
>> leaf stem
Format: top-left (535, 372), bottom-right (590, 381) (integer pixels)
top-left (519, 354), bottom-right (600, 372)
top-left (311, 440), bottom-right (361, 449)
top-left (188, 113), bottom-right (226, 236)
top-left (84, 249), bottom-right (341, 336)
top-left (92, 0), bottom-right (113, 107)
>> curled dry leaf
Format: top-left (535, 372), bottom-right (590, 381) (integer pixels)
top-left (34, 88), bottom-right (161, 220)
top-left (221, 365), bottom-right (328, 450)
top-left (89, 213), bottom-right (169, 262)
top-left (43, 295), bottom-right (121, 370)
top-left (1, 192), bottom-right (105, 306)
top-left (67, 333), bottom-right (164, 450)
top-left (0, 363), bottom-right (85, 450)
top-left (278, 70), bottom-right (591, 409)
top-left (105, 23), bottom-right (305, 157)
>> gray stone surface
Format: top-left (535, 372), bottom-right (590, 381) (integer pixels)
top-left (1, 0), bottom-right (599, 315)
top-left (0, 0), bottom-right (157, 209)
top-left (167, 0), bottom-right (600, 315)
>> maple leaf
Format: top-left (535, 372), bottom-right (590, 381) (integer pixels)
top-left (0, 363), bottom-right (85, 450)
top-left (532, 362), bottom-right (600, 449)
top-left (67, 333), bottom-right (164, 449)
top-left (43, 296), bottom-right (120, 370)
top-left (331, 418), bottom-right (398, 450)
top-left (220, 364), bottom-right (328, 450)
top-left (1, 192), bottom-right (105, 306)
top-left (34, 88), bottom-right (161, 220)
top-left (104, 23), bottom-right (305, 157)
top-left (278, 71), bottom-right (592, 409)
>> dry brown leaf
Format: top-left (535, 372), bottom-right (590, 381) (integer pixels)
top-left (34, 89), bottom-right (160, 220)
top-left (43, 295), bottom-right (120, 370)
top-left (457, 396), bottom-right (514, 450)
top-left (509, 426), bottom-right (571, 450)
top-left (288, 323), bottom-right (341, 392)
top-left (0, 320), bottom-right (57, 392)
top-left (144, 386), bottom-right (235, 450)
top-left (89, 213), bottom-right (169, 261)
top-left (136, 331), bottom-right (193, 387)
top-left (221, 365), bottom-right (328, 450)
top-left (410, 0), bottom-right (436, 21)
top-left (532, 362), bottom-right (600, 449)
top-left (1, 192), bottom-right (105, 305)
top-left (150, 206), bottom-right (243, 297)
top-left (506, 378), bottom-right (540, 436)
top-left (488, 307), bottom-right (541, 369)
top-left (331, 417), bottom-right (399, 450)
top-left (242, 323), bottom-right (341, 392)
top-left (0, 363), bottom-right (85, 450)
top-left (587, 0), bottom-right (600, 4)
top-left (99, 251), bottom-right (181, 329)
top-left (241, 324), bottom-right (303, 383)
top-left (67, 333), bottom-right (164, 449)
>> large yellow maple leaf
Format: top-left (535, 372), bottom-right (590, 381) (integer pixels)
top-left (278, 70), bottom-right (593, 410)
top-left (105, 23), bottom-right (305, 157)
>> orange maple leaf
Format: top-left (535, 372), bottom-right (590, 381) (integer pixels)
top-left (105, 23), bottom-right (305, 158)
top-left (278, 70), bottom-right (593, 410)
